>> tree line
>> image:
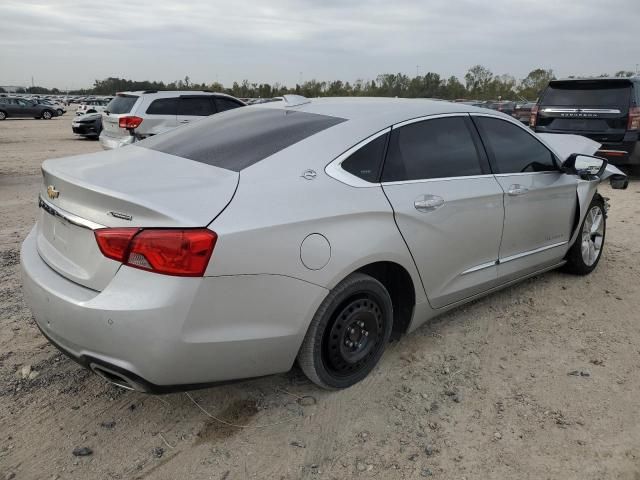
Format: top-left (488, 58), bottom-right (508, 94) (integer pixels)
top-left (4, 66), bottom-right (637, 101)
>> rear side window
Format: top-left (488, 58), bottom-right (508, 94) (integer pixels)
top-left (341, 133), bottom-right (388, 182)
top-left (146, 98), bottom-right (178, 115)
top-left (382, 116), bottom-right (484, 182)
top-left (107, 95), bottom-right (138, 114)
top-left (474, 117), bottom-right (557, 173)
top-left (178, 97), bottom-right (214, 116)
top-left (141, 108), bottom-right (346, 171)
top-left (215, 98), bottom-right (243, 112)
top-left (541, 82), bottom-right (631, 109)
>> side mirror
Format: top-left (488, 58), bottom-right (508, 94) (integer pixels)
top-left (563, 154), bottom-right (607, 180)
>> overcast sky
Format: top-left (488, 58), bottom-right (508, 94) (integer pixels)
top-left (1, 0), bottom-right (638, 89)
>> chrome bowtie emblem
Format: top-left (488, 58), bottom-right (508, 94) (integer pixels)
top-left (47, 185), bottom-right (59, 199)
top-left (301, 169), bottom-right (317, 180)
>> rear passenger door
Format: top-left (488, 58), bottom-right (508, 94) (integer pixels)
top-left (381, 115), bottom-right (505, 308)
top-left (143, 97), bottom-right (179, 136)
top-left (472, 115), bottom-right (577, 280)
top-left (177, 95), bottom-right (216, 125)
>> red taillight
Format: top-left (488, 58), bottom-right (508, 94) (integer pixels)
top-left (94, 228), bottom-right (217, 277)
top-left (628, 106), bottom-right (640, 130)
top-left (529, 105), bottom-right (539, 128)
top-left (94, 228), bottom-right (139, 262)
top-left (118, 116), bottom-right (143, 129)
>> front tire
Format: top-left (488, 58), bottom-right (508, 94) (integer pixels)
top-left (41, 110), bottom-right (53, 120)
top-left (298, 273), bottom-right (393, 389)
top-left (563, 195), bottom-right (606, 275)
top-left (57, 109), bottom-right (64, 116)
top-left (0, 110), bottom-right (6, 120)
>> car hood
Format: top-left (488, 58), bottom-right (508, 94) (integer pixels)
top-left (536, 133), bottom-right (601, 164)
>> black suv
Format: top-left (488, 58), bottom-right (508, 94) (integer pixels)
top-left (532, 77), bottom-right (640, 165)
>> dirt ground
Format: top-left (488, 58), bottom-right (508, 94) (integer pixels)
top-left (1, 115), bottom-right (640, 480)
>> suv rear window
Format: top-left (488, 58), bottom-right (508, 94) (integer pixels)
top-left (106, 94), bottom-right (138, 114)
top-left (140, 108), bottom-right (346, 171)
top-left (541, 81), bottom-right (631, 109)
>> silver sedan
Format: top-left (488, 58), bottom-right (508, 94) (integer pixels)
top-left (21, 96), bottom-right (628, 392)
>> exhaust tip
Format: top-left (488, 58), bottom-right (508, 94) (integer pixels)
top-left (90, 363), bottom-right (144, 392)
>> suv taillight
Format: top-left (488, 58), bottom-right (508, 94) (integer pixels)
top-left (628, 107), bottom-right (640, 130)
top-left (118, 116), bottom-right (143, 129)
top-left (529, 105), bottom-right (539, 128)
top-left (94, 228), bottom-right (217, 277)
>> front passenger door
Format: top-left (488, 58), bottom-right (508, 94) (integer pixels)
top-left (381, 115), bottom-right (505, 309)
top-left (472, 115), bottom-right (577, 280)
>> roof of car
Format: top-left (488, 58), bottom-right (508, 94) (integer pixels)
top-left (552, 77), bottom-right (640, 84)
top-left (252, 96), bottom-right (504, 126)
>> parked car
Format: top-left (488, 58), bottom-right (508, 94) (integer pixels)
top-left (21, 96), bottom-right (627, 392)
top-left (38, 98), bottom-right (67, 116)
top-left (485, 100), bottom-right (517, 116)
top-left (76, 99), bottom-right (109, 116)
top-left (99, 90), bottom-right (246, 149)
top-left (512, 102), bottom-right (536, 124)
top-left (0, 97), bottom-right (57, 120)
top-left (532, 77), bottom-right (640, 165)
top-left (71, 112), bottom-right (102, 139)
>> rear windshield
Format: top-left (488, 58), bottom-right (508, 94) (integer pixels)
top-left (541, 82), bottom-right (631, 108)
top-left (106, 94), bottom-right (139, 114)
top-left (140, 108), bottom-right (346, 171)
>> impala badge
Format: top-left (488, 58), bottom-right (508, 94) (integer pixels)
top-left (47, 185), bottom-right (59, 199)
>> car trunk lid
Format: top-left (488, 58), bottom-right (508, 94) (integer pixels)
top-left (36, 146), bottom-right (238, 291)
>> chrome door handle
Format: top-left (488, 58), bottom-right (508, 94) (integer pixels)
top-left (414, 194), bottom-right (444, 212)
top-left (179, 120), bottom-right (190, 124)
top-left (507, 184), bottom-right (529, 196)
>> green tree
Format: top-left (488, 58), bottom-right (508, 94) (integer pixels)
top-left (518, 68), bottom-right (555, 100)
top-left (465, 65), bottom-right (493, 97)
top-left (615, 70), bottom-right (635, 78)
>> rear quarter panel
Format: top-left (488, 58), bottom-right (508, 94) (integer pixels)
top-left (205, 125), bottom-right (427, 306)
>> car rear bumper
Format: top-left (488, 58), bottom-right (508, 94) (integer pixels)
top-left (72, 124), bottom-right (99, 136)
top-left (21, 226), bottom-right (328, 391)
top-left (99, 131), bottom-right (135, 150)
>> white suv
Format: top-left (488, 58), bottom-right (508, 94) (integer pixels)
top-left (99, 91), bottom-right (246, 149)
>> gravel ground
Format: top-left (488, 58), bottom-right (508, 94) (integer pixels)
top-left (1, 115), bottom-right (640, 480)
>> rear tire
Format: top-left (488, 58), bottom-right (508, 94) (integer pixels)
top-left (41, 110), bottom-right (53, 120)
top-left (563, 195), bottom-right (606, 275)
top-left (298, 273), bottom-right (393, 389)
top-left (0, 110), bottom-right (6, 120)
top-left (57, 109), bottom-right (64, 116)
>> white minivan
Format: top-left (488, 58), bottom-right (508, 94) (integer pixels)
top-left (99, 91), bottom-right (246, 149)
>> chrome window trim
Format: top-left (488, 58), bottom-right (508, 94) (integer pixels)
top-left (325, 113), bottom-right (479, 188)
top-left (381, 174), bottom-right (495, 187)
top-left (540, 108), bottom-right (621, 114)
top-left (493, 171), bottom-right (561, 178)
top-left (325, 128), bottom-right (390, 188)
top-left (499, 241), bottom-right (567, 264)
top-left (38, 195), bottom-right (105, 230)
